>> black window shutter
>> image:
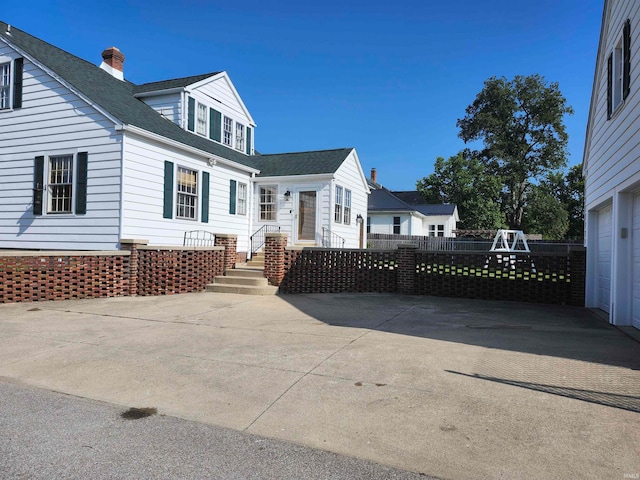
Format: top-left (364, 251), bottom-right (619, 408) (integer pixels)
top-left (13, 58), bottom-right (23, 109)
top-left (33, 156), bottom-right (44, 215)
top-left (75, 152), bottom-right (88, 214)
top-left (187, 97), bottom-right (195, 132)
top-left (201, 172), bottom-right (210, 223)
top-left (209, 108), bottom-right (222, 142)
top-left (229, 179), bottom-right (237, 215)
top-left (623, 19), bottom-right (631, 100)
top-left (163, 161), bottom-right (174, 219)
top-left (246, 127), bottom-right (252, 154)
top-left (607, 54), bottom-right (613, 119)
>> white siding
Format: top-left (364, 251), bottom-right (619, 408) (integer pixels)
top-left (121, 133), bottom-right (252, 253)
top-left (187, 74), bottom-right (254, 154)
top-left (422, 215), bottom-right (457, 237)
top-left (369, 213), bottom-right (410, 235)
top-left (139, 92), bottom-right (181, 125)
top-left (251, 180), bottom-right (332, 247)
top-left (584, 1), bottom-right (640, 326)
top-left (0, 49), bottom-right (122, 250)
top-left (332, 150), bottom-right (369, 248)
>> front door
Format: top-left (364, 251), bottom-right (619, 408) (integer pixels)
top-left (297, 191), bottom-right (317, 242)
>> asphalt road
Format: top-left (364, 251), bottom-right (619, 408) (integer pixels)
top-left (0, 378), bottom-right (434, 480)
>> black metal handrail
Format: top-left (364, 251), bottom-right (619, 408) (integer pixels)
top-left (183, 230), bottom-right (215, 247)
top-left (250, 224), bottom-right (281, 257)
top-left (321, 227), bottom-right (346, 248)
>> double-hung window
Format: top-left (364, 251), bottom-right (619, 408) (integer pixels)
top-left (260, 186), bottom-right (277, 221)
top-left (335, 186), bottom-right (343, 223)
top-left (344, 189), bottom-right (351, 225)
top-left (608, 19), bottom-right (631, 118)
top-left (176, 167), bottom-right (198, 220)
top-left (48, 155), bottom-right (74, 213)
top-left (393, 216), bottom-right (401, 235)
top-left (0, 62), bottom-right (10, 110)
top-left (235, 123), bottom-right (245, 151)
top-left (196, 103), bottom-right (207, 136)
top-left (237, 182), bottom-right (247, 215)
top-left (223, 116), bottom-right (233, 146)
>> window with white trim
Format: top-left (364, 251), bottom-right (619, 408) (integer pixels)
top-left (223, 116), bottom-right (233, 146)
top-left (612, 36), bottom-right (624, 112)
top-left (428, 224), bottom-right (444, 237)
top-left (48, 155), bottom-right (74, 213)
top-left (176, 167), bottom-right (198, 220)
top-left (235, 123), bottom-right (245, 151)
top-left (196, 102), bottom-right (207, 136)
top-left (608, 19), bottom-right (631, 117)
top-left (260, 186), bottom-right (277, 221)
top-left (335, 186), bottom-right (343, 223)
top-left (393, 216), bottom-right (401, 235)
top-left (0, 62), bottom-right (10, 110)
top-left (237, 182), bottom-right (247, 215)
top-left (343, 189), bottom-right (351, 225)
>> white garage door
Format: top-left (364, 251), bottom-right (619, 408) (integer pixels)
top-left (632, 195), bottom-right (640, 329)
top-left (597, 206), bottom-right (612, 313)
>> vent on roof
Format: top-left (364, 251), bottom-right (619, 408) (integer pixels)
top-left (100, 47), bottom-right (125, 81)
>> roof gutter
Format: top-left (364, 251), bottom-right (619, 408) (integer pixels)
top-left (118, 124), bottom-right (260, 174)
top-left (133, 86), bottom-right (186, 98)
top-left (254, 173), bottom-right (335, 182)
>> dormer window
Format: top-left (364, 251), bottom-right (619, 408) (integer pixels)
top-left (196, 103), bottom-right (207, 136)
top-left (223, 116), bottom-right (233, 146)
top-left (235, 123), bottom-right (245, 151)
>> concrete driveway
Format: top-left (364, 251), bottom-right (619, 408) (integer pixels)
top-left (0, 293), bottom-right (638, 480)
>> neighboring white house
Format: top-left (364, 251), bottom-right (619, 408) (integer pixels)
top-left (583, 0), bottom-right (640, 330)
top-left (0, 22), bottom-right (369, 257)
top-left (366, 170), bottom-right (458, 237)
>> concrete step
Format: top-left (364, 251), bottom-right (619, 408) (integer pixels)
top-left (246, 259), bottom-right (265, 267)
top-left (226, 268), bottom-right (265, 278)
top-left (213, 276), bottom-right (269, 286)
top-left (205, 284), bottom-right (278, 295)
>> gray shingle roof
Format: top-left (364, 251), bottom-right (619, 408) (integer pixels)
top-left (253, 148), bottom-right (353, 177)
top-left (133, 73), bottom-right (220, 94)
top-left (393, 190), bottom-right (427, 204)
top-left (0, 21), bottom-right (359, 178)
top-left (368, 187), bottom-right (457, 216)
top-left (0, 22), bottom-right (258, 169)
top-left (368, 188), bottom-right (414, 210)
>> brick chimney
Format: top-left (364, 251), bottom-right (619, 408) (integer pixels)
top-left (371, 168), bottom-right (377, 184)
top-left (99, 47), bottom-right (125, 80)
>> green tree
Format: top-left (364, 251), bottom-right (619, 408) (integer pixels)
top-left (521, 183), bottom-right (569, 239)
top-left (457, 74), bottom-right (574, 229)
top-left (536, 164), bottom-right (584, 239)
top-left (416, 150), bottom-right (504, 230)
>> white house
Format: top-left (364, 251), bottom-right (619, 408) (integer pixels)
top-left (366, 170), bottom-right (458, 237)
top-left (0, 22), bottom-right (369, 259)
top-left (583, 0), bottom-right (639, 330)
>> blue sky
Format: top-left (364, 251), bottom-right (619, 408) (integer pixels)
top-left (4, 0), bottom-right (603, 190)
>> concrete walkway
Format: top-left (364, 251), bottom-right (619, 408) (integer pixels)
top-left (0, 293), bottom-right (638, 480)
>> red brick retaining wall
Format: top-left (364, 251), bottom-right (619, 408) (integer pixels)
top-left (270, 245), bottom-right (586, 306)
top-left (0, 239), bottom-right (231, 304)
